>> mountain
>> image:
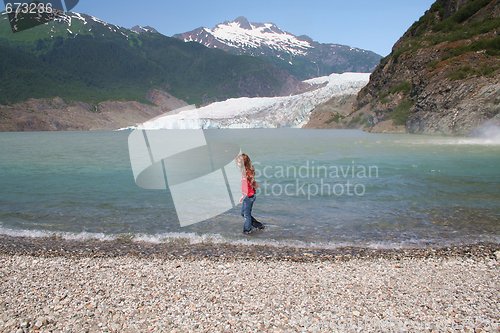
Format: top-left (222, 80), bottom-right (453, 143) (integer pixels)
top-left (0, 12), bottom-right (307, 108)
top-left (173, 16), bottom-right (382, 80)
top-left (348, 0), bottom-right (499, 135)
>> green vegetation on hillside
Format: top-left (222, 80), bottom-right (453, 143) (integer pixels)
top-left (408, 0), bottom-right (493, 37)
top-left (388, 81), bottom-right (412, 95)
top-left (391, 100), bottom-right (413, 125)
top-left (325, 112), bottom-right (344, 124)
top-left (0, 14), bottom-right (296, 105)
top-left (448, 64), bottom-right (498, 80)
top-left (377, 81), bottom-right (412, 103)
top-left (393, 0), bottom-right (499, 61)
top-left (356, 0), bottom-right (498, 135)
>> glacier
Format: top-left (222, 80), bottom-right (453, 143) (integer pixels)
top-left (135, 72), bottom-right (370, 130)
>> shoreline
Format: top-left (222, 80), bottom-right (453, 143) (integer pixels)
top-left (0, 234), bottom-right (498, 262)
top-left (0, 235), bottom-right (498, 332)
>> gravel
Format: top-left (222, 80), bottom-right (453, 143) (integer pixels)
top-left (0, 242), bottom-right (498, 332)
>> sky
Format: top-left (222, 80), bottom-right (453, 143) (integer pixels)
top-left (74, 0), bottom-right (435, 56)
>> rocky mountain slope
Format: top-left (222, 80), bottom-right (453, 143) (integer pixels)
top-left (303, 95), bottom-right (360, 129)
top-left (349, 0), bottom-right (499, 135)
top-left (0, 90), bottom-right (187, 131)
top-left (174, 17), bottom-right (382, 80)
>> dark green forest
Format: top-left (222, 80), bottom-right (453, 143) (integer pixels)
top-left (0, 13), bottom-right (296, 105)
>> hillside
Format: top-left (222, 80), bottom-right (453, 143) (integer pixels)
top-left (0, 91), bottom-right (187, 131)
top-left (174, 17), bottom-right (382, 80)
top-left (348, 0), bottom-right (499, 135)
top-left (0, 12), bottom-right (306, 108)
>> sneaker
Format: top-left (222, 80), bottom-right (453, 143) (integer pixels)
top-left (243, 229), bottom-right (253, 235)
top-left (252, 219), bottom-right (265, 230)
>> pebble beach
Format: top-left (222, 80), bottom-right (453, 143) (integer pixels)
top-left (0, 236), bottom-right (498, 332)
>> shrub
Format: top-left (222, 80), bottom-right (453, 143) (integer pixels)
top-left (326, 113), bottom-right (343, 124)
top-left (448, 64), bottom-right (499, 80)
top-left (452, 0), bottom-right (491, 23)
top-left (443, 36), bottom-right (500, 60)
top-left (391, 99), bottom-right (413, 125)
top-left (347, 113), bottom-right (363, 127)
top-left (389, 81), bottom-right (412, 95)
top-left (379, 96), bottom-right (390, 104)
top-left (430, 18), bottom-right (500, 44)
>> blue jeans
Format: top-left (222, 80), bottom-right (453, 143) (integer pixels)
top-left (241, 195), bottom-right (256, 232)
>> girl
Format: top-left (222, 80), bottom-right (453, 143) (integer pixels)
top-left (236, 153), bottom-right (264, 234)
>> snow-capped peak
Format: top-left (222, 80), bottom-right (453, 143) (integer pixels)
top-left (179, 16), bottom-right (312, 56)
top-left (174, 16), bottom-right (382, 78)
top-left (131, 25), bottom-right (159, 34)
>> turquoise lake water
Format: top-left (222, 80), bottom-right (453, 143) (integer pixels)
top-left (0, 129), bottom-right (498, 248)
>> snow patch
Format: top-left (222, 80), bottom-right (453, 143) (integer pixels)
top-left (90, 15), bottom-right (108, 26)
top-left (54, 13), bottom-right (71, 26)
top-left (71, 12), bottom-right (87, 25)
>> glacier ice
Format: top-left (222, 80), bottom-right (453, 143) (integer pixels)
top-left (135, 72), bottom-right (370, 130)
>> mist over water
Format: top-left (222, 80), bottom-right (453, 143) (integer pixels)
top-left (0, 130), bottom-right (498, 248)
top-left (468, 122), bottom-right (500, 145)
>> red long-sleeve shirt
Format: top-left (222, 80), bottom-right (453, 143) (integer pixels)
top-left (241, 177), bottom-right (255, 197)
